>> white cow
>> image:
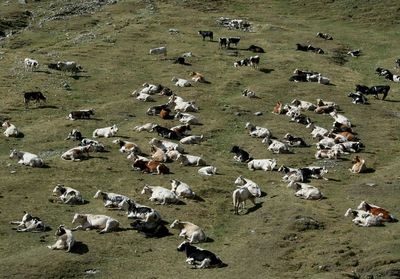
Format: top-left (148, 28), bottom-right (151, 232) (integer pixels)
top-left (134, 122), bottom-right (157, 132)
top-left (132, 91), bottom-right (154, 102)
top-left (344, 208), bottom-right (383, 227)
top-left (24, 58), bottom-right (39, 71)
top-left (149, 46), bottom-right (167, 55)
top-left (61, 145), bottom-right (93, 161)
top-left (171, 77), bottom-right (192, 87)
top-left (141, 185), bottom-right (179, 205)
top-left (330, 112), bottom-right (351, 127)
top-left (175, 112), bottom-right (200, 125)
top-left (247, 159), bottom-right (276, 171)
top-left (245, 122), bottom-right (272, 138)
top-left (290, 183), bottom-right (323, 200)
top-left (52, 184), bottom-right (84, 205)
top-left (2, 121), bottom-right (19, 137)
top-left (57, 61), bottom-right (82, 73)
top-left (177, 154), bottom-right (206, 166)
top-left (170, 179), bottom-right (196, 198)
top-left (149, 138), bottom-right (185, 153)
top-left (72, 213), bottom-right (119, 233)
top-left (10, 212), bottom-right (46, 232)
top-left (232, 183), bottom-right (261, 215)
top-left (180, 135), bottom-right (204, 144)
top-left (263, 138), bottom-right (290, 154)
top-left (198, 166), bottom-right (217, 176)
top-left (93, 124), bottom-right (118, 138)
top-left (93, 190), bottom-right (130, 209)
top-left (290, 99), bottom-right (317, 111)
top-left (47, 225), bottom-right (75, 252)
top-left (170, 220), bottom-right (207, 243)
top-left (306, 122), bottom-right (329, 138)
top-left (9, 149), bottom-right (44, 167)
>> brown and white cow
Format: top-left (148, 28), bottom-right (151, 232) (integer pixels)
top-left (132, 159), bottom-right (170, 174)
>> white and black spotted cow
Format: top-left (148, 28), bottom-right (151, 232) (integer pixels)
top-left (177, 241), bottom-right (226, 269)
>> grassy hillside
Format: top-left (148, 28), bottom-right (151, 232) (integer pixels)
top-left (0, 0), bottom-right (399, 278)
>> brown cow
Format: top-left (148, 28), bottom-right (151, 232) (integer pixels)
top-left (349, 156), bottom-right (367, 173)
top-left (357, 201), bottom-right (397, 222)
top-left (132, 159), bottom-right (169, 174)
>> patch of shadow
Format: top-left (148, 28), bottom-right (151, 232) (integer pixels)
top-left (362, 167), bottom-right (375, 174)
top-left (174, 200), bottom-right (186, 205)
top-left (289, 215), bottom-right (324, 232)
top-left (15, 132), bottom-right (24, 138)
top-left (259, 68), bottom-right (274, 74)
top-left (70, 75), bottom-right (91, 80)
top-left (329, 48), bottom-right (349, 66)
top-left (37, 105), bottom-right (59, 109)
top-left (70, 242), bottom-right (89, 254)
top-left (192, 195), bottom-right (205, 202)
top-left (244, 202), bottom-right (263, 215)
top-left (260, 191), bottom-right (268, 198)
top-left (204, 237), bottom-right (214, 243)
top-left (384, 100), bottom-right (400, 103)
top-left (35, 70), bottom-right (52, 75)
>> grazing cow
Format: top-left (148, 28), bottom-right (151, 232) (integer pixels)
top-left (175, 112), bottom-right (200, 125)
top-left (227, 37), bottom-right (241, 48)
top-left (171, 220), bottom-right (207, 243)
top-left (72, 213), bottom-right (119, 233)
top-left (67, 109), bottom-right (94, 120)
top-left (170, 179), bottom-right (196, 198)
top-left (283, 133), bottom-right (309, 147)
top-left (180, 135), bottom-right (204, 144)
top-left (316, 32), bottom-right (333, 40)
top-left (230, 146), bottom-right (251, 163)
top-left (141, 185), bottom-right (179, 204)
top-left (357, 201), bottom-right (397, 222)
top-left (133, 159), bottom-right (170, 174)
top-left (344, 208), bottom-right (383, 227)
top-left (198, 166), bottom-right (217, 176)
top-left (93, 124), bottom-right (118, 138)
top-left (249, 55), bottom-right (260, 68)
top-left (198, 31), bottom-right (213, 41)
top-left (189, 72), bottom-right (206, 83)
top-left (61, 145), bottom-right (93, 161)
top-left (349, 156), bottom-right (367, 173)
top-left (149, 138), bottom-right (184, 153)
top-left (149, 46), bottom-right (167, 55)
top-left (2, 121), bottom-right (19, 137)
top-left (23, 91), bottom-right (46, 107)
top-left (347, 50), bottom-right (361, 57)
top-left (112, 138), bottom-right (141, 154)
top-left (247, 45), bottom-right (265, 53)
top-left (247, 159), bottom-right (276, 171)
top-left (24, 58), bottom-right (39, 71)
top-left (177, 154), bottom-right (206, 166)
top-left (367, 85), bottom-right (390, 100)
top-left (134, 122), bottom-right (157, 132)
top-left (9, 149), bottom-right (44, 167)
top-left (233, 58), bottom-right (250, 67)
top-left (233, 183), bottom-right (261, 215)
top-left (57, 61), bottom-right (82, 73)
top-left (348, 92), bottom-right (369, 104)
top-left (119, 199), bottom-right (161, 223)
top-left (52, 184), bottom-right (84, 205)
top-left (10, 212), bottom-right (46, 232)
top-left (177, 241), bottom-right (225, 269)
top-left (93, 190), bottom-right (130, 209)
top-left (47, 225), bottom-right (75, 252)
top-left (245, 122), bottom-right (272, 138)
top-left (290, 183), bottom-right (323, 200)
top-left (171, 77), bottom-right (191, 87)
top-left (219, 37), bottom-right (228, 48)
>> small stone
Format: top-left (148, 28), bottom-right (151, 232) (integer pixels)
top-left (234, 112), bottom-right (241, 116)
top-left (254, 111), bottom-right (263, 116)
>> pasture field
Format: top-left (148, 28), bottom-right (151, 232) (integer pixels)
top-left (0, 0), bottom-right (400, 278)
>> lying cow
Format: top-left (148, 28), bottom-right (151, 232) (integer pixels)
top-left (198, 166), bottom-right (217, 176)
top-left (132, 159), bottom-right (170, 174)
top-left (9, 149), bottom-right (44, 167)
top-left (230, 145), bottom-right (252, 163)
top-left (357, 201), bottom-right (397, 222)
top-left (93, 190), bottom-right (130, 209)
top-left (141, 185), bottom-right (179, 204)
top-left (10, 211), bottom-right (46, 232)
top-left (170, 220), bottom-right (207, 243)
top-left (120, 199), bottom-right (161, 223)
top-left (72, 213), bottom-right (120, 233)
top-left (52, 184), bottom-right (84, 205)
top-left (344, 208), bottom-right (383, 227)
top-left (349, 156), bottom-right (367, 173)
top-left (247, 159), bottom-right (276, 171)
top-left (67, 109), bottom-right (94, 120)
top-left (170, 179), bottom-right (196, 199)
top-left (177, 241), bottom-right (226, 269)
top-left (2, 121), bottom-right (20, 137)
top-left (61, 145), bottom-right (94, 161)
top-left (149, 46), bottom-right (167, 55)
top-left (93, 124), bottom-right (118, 138)
top-left (47, 225), bottom-right (75, 252)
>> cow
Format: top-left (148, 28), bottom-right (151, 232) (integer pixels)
top-left (177, 154), bottom-right (206, 166)
top-left (316, 32), bottom-right (333, 40)
top-left (177, 241), bottom-right (226, 269)
top-left (147, 103), bottom-right (172, 116)
top-left (348, 92), bottom-right (369, 104)
top-left (357, 201), bottom-right (397, 222)
top-left (57, 61), bottom-right (82, 73)
top-left (347, 50), bottom-right (361, 57)
top-left (291, 99), bottom-right (317, 111)
top-left (10, 212), bottom-right (46, 232)
top-left (198, 166), bottom-right (217, 176)
top-left (67, 109), bottom-right (94, 120)
top-left (247, 159), bottom-right (276, 171)
top-left (175, 112), bottom-right (200, 125)
top-left (168, 94), bottom-right (199, 112)
top-left (93, 124), bottom-right (118, 138)
top-left (233, 183), bottom-right (261, 215)
top-left (219, 37), bottom-right (228, 48)
top-left (80, 138), bottom-right (105, 152)
top-left (262, 137), bottom-right (291, 154)
top-left (272, 101), bottom-right (286, 114)
top-left (367, 85), bottom-right (390, 100)
top-left (52, 184), bottom-right (84, 205)
top-left (150, 145), bottom-right (168, 162)
top-left (65, 129), bottom-right (84, 141)
top-left (132, 91), bottom-right (154, 102)
top-left (344, 208), bottom-right (383, 227)
top-left (134, 123), bottom-right (157, 132)
top-left (198, 31), bottom-right (213, 41)
top-left (249, 55), bottom-right (260, 68)
top-left (233, 58), bottom-right (250, 67)
top-left (283, 133), bottom-right (309, 147)
top-left (93, 190), bottom-right (130, 209)
top-left (330, 111), bottom-right (351, 127)
top-left (171, 77), bottom-right (192, 87)
top-left (61, 145), bottom-right (94, 161)
top-left (23, 91), bottom-right (46, 108)
top-left (180, 135), bottom-right (204, 144)
top-left (170, 179), bottom-right (196, 199)
top-left (247, 45), bottom-right (265, 53)
top-left (112, 138), bottom-right (142, 154)
top-left (160, 108), bottom-right (170, 119)
top-left (149, 138), bottom-right (184, 153)
top-left (47, 225), bottom-right (75, 252)
top-left (230, 146), bottom-right (251, 162)
top-left (24, 58), bottom-right (39, 71)
top-left (170, 124), bottom-right (191, 138)
top-left (306, 122), bottom-right (329, 138)
top-left (149, 46), bottom-right (167, 55)
top-left (2, 121), bottom-right (20, 137)
top-left (119, 199), bottom-right (161, 223)
top-left (315, 149), bottom-right (340, 160)
top-left (331, 141), bottom-right (364, 154)
top-left (72, 213), bottom-right (120, 233)
top-left (241, 89), bottom-right (257, 98)
top-left (227, 37), bottom-right (241, 48)
top-left (152, 125), bottom-right (180, 140)
top-left (133, 159), bottom-right (170, 175)
top-left (290, 183), bottom-right (323, 200)
top-left (349, 155), bottom-right (367, 173)
top-left (189, 72), bottom-right (206, 83)
top-left (170, 220), bottom-right (207, 243)
top-left (9, 149), bottom-right (44, 167)
top-left (245, 122), bottom-right (272, 138)
top-left (141, 185), bottom-right (179, 204)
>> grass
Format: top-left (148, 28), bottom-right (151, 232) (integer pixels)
top-left (0, 0), bottom-right (400, 278)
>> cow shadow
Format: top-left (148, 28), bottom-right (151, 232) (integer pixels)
top-left (70, 74), bottom-right (91, 80)
top-left (384, 99), bottom-right (400, 103)
top-left (259, 68), bottom-right (274, 74)
top-left (192, 195), bottom-right (205, 202)
top-left (244, 202), bottom-right (263, 215)
top-left (70, 241), bottom-right (89, 254)
top-left (260, 191), bottom-right (268, 198)
top-left (363, 167), bottom-right (375, 174)
top-left (204, 237), bottom-right (214, 243)
top-left (35, 70), bottom-right (52, 74)
top-left (40, 164), bottom-right (51, 169)
top-left (174, 200), bottom-right (186, 205)
top-left (36, 105), bottom-right (59, 109)
top-left (15, 132), bottom-right (24, 138)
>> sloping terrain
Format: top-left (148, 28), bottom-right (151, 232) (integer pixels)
top-left (0, 0), bottom-right (399, 278)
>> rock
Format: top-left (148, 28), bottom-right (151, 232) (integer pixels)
top-left (289, 216), bottom-right (324, 231)
top-left (254, 111), bottom-right (263, 116)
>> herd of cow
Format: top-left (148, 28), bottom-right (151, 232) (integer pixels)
top-left (5, 23), bottom-right (399, 270)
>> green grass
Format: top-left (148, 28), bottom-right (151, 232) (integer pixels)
top-left (0, 0), bottom-right (400, 278)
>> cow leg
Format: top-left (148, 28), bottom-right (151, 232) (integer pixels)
top-left (195, 258), bottom-right (211, 269)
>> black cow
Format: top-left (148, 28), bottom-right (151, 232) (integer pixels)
top-left (247, 45), bottom-right (265, 53)
top-left (230, 146), bottom-right (251, 162)
top-left (316, 32), bottom-right (333, 40)
top-left (152, 125), bottom-right (179, 140)
top-left (173, 57), bottom-right (185, 65)
top-left (177, 241), bottom-right (226, 269)
top-left (234, 58), bottom-right (250, 67)
top-left (283, 133), bottom-right (309, 147)
top-left (227, 37), bottom-right (241, 48)
top-left (368, 85), bottom-right (390, 100)
top-left (355, 84), bottom-right (370, 94)
top-left (146, 103), bottom-right (171, 116)
top-left (23, 91), bottom-right (46, 107)
top-left (198, 31), bottom-right (213, 41)
top-left (296, 43), bottom-right (309, 51)
top-left (348, 92), bottom-right (369, 105)
top-left (299, 166), bottom-right (328, 180)
top-left (219, 37), bottom-right (228, 48)
top-left (130, 219), bottom-right (170, 238)
top-left (249, 55), bottom-right (260, 68)
top-left (68, 110), bottom-right (94, 120)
